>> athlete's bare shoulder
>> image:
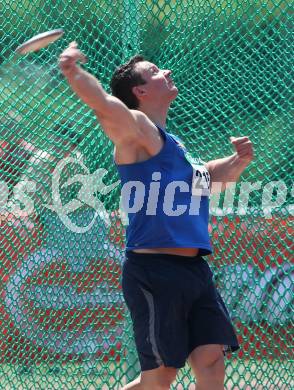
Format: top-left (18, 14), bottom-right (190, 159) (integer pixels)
top-left (130, 109), bottom-right (155, 130)
top-left (114, 110), bottom-right (164, 165)
top-left (130, 110), bottom-right (162, 142)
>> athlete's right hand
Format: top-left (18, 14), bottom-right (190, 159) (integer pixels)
top-left (59, 41), bottom-right (87, 77)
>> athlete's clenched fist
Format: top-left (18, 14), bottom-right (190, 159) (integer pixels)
top-left (59, 41), bottom-right (87, 77)
top-left (230, 136), bottom-right (254, 164)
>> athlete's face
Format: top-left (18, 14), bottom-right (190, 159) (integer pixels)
top-left (133, 61), bottom-right (178, 104)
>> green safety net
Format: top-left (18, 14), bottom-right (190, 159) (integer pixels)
top-left (0, 0), bottom-right (293, 389)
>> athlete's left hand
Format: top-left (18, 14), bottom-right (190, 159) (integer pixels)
top-left (230, 136), bottom-right (254, 164)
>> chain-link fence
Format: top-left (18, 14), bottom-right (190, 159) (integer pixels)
top-left (0, 0), bottom-right (293, 389)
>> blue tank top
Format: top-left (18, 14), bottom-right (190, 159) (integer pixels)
top-left (115, 126), bottom-right (212, 255)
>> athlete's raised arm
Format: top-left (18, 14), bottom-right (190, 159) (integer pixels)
top-left (59, 42), bottom-right (142, 145)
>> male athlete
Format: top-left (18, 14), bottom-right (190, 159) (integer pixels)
top-left (59, 42), bottom-right (253, 390)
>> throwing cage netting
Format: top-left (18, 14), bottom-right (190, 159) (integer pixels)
top-left (0, 0), bottom-right (293, 389)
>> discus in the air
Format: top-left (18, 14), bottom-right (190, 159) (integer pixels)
top-left (15, 29), bottom-right (64, 54)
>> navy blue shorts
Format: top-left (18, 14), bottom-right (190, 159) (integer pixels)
top-left (122, 251), bottom-right (239, 371)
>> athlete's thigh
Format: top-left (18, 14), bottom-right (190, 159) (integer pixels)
top-left (121, 254), bottom-right (194, 370)
top-left (187, 262), bottom-right (239, 356)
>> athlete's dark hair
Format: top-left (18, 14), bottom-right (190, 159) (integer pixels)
top-left (110, 55), bottom-right (147, 109)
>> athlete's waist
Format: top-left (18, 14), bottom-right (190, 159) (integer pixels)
top-left (126, 240), bottom-right (212, 256)
top-left (131, 247), bottom-right (199, 257)
top-left (126, 250), bottom-right (204, 263)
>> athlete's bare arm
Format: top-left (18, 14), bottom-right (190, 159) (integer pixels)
top-left (206, 136), bottom-right (253, 192)
top-left (59, 42), bottom-right (161, 163)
